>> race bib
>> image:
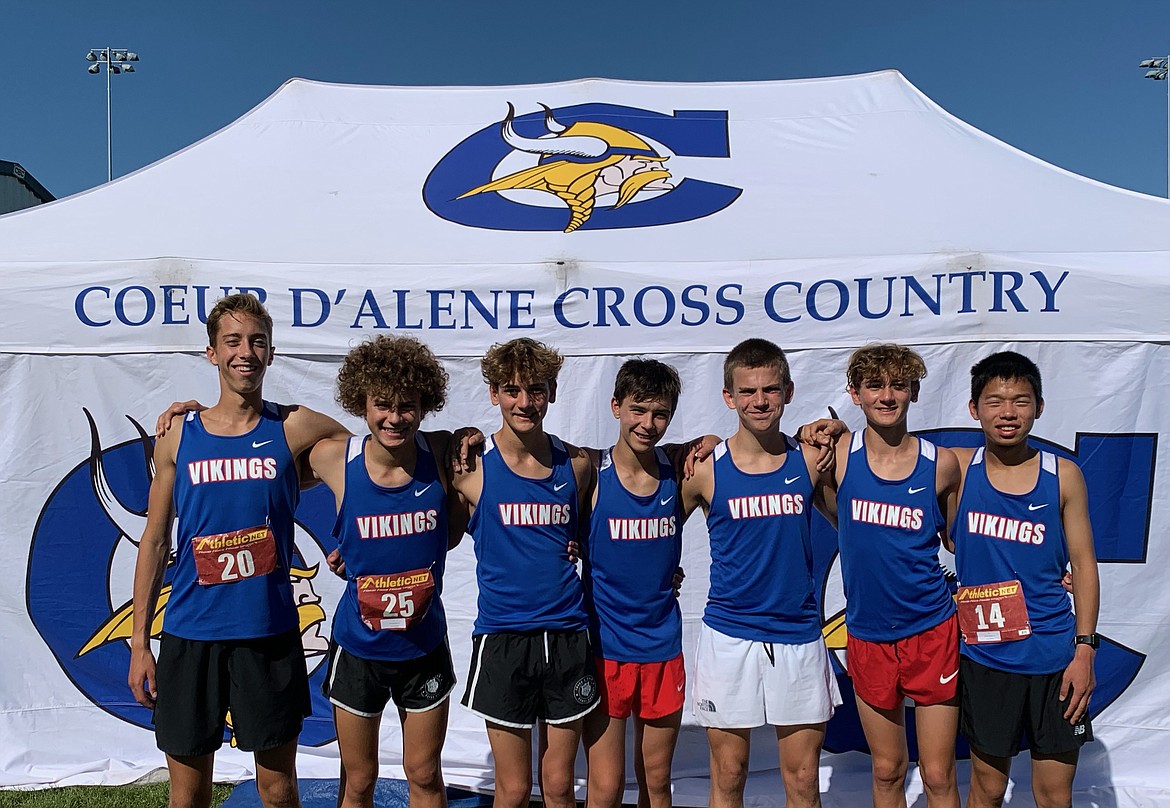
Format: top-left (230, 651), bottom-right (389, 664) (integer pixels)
top-left (356, 568), bottom-right (436, 631)
top-left (956, 579), bottom-right (1031, 645)
top-left (191, 524), bottom-right (278, 586)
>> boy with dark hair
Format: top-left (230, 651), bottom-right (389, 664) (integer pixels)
top-left (951, 351), bottom-right (1099, 808)
top-left (581, 359), bottom-right (687, 808)
top-left (307, 336), bottom-right (467, 808)
top-left (831, 344), bottom-right (961, 808)
top-left (129, 294), bottom-right (348, 808)
top-left (452, 338), bottom-right (596, 808)
top-left (680, 338), bottom-right (841, 808)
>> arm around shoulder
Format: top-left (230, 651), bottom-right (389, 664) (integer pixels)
top-left (284, 405), bottom-right (352, 457)
top-left (680, 453), bottom-right (714, 520)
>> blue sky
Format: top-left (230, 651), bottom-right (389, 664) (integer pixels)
top-left (6, 1), bottom-right (1168, 199)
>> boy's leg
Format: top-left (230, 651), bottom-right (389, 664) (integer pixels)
top-left (706, 727), bottom-right (751, 808)
top-left (634, 712), bottom-right (681, 808)
top-left (333, 706), bottom-right (380, 808)
top-left (775, 723), bottom-right (826, 808)
top-left (486, 723), bottom-right (534, 808)
top-left (584, 710), bottom-right (627, 808)
top-left (165, 753), bottom-right (215, 808)
top-left (1030, 751), bottom-right (1078, 808)
top-left (254, 740), bottom-right (302, 808)
top-left (913, 702), bottom-right (960, 808)
top-left (967, 747), bottom-right (1011, 808)
top-left (399, 701), bottom-right (450, 808)
top-left (854, 697), bottom-right (909, 808)
top-left (539, 718), bottom-right (586, 808)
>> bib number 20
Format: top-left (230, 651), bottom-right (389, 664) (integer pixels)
top-left (218, 550), bottom-right (256, 581)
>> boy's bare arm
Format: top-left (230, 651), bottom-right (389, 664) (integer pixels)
top-left (935, 446), bottom-right (962, 552)
top-left (127, 427), bottom-right (179, 708)
top-left (804, 442), bottom-right (838, 528)
top-left (1059, 458), bottom-right (1099, 723)
top-left (680, 454), bottom-right (714, 521)
top-left (284, 405), bottom-right (352, 458)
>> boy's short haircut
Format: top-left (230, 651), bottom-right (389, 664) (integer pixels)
top-left (723, 338), bottom-right (790, 392)
top-left (846, 344), bottom-right (927, 391)
top-left (336, 336), bottom-right (449, 417)
top-left (206, 293), bottom-right (273, 345)
top-left (970, 351), bottom-right (1043, 403)
top-left (480, 338), bottom-right (564, 388)
top-left (612, 359), bottom-right (682, 412)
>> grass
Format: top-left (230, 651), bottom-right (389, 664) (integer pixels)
top-left (0, 783), bottom-right (234, 807)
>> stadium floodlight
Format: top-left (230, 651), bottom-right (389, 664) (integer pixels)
top-left (84, 47), bottom-right (141, 183)
top-left (1138, 56), bottom-right (1170, 197)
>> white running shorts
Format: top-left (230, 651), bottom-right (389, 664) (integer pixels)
top-left (692, 623), bottom-right (842, 728)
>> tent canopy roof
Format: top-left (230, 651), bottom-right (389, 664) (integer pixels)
top-left (1, 70), bottom-right (1166, 264)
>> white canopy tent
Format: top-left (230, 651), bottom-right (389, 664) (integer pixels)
top-left (1, 72), bottom-right (1167, 806)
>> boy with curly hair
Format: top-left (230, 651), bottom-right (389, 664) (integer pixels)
top-left (452, 338), bottom-right (596, 808)
top-left (830, 344), bottom-right (962, 808)
top-left (308, 335), bottom-right (469, 808)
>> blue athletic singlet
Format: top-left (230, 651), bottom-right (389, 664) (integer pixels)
top-left (468, 434), bottom-right (586, 634)
top-left (167, 403), bottom-right (299, 641)
top-left (837, 432), bottom-right (955, 642)
top-left (330, 434), bottom-right (449, 661)
top-left (953, 448), bottom-right (1074, 675)
top-left (704, 437), bottom-right (821, 644)
top-left (584, 447), bottom-right (682, 663)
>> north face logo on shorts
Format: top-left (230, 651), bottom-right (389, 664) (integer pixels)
top-left (698, 699), bottom-right (717, 712)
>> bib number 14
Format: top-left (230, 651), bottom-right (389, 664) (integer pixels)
top-left (956, 579), bottom-right (1031, 645)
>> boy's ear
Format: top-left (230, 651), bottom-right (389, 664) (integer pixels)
top-left (611, 398), bottom-right (621, 419)
top-left (548, 379), bottom-right (558, 404)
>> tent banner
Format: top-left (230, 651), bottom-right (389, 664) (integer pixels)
top-left (0, 253), bottom-right (1165, 356)
top-left (2, 340), bottom-right (1167, 807)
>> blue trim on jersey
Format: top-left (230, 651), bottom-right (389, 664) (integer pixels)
top-left (954, 448), bottom-right (1075, 674)
top-left (330, 434), bottom-right (449, 661)
top-left (468, 434), bottom-right (586, 634)
top-left (703, 436), bottom-right (821, 644)
top-left (837, 433), bottom-right (955, 641)
top-left (167, 402), bottom-right (300, 641)
top-left (584, 447), bottom-right (682, 662)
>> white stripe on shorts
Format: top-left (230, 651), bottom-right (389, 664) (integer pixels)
top-left (692, 623), bottom-right (842, 728)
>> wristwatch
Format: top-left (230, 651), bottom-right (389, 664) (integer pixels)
top-left (1074, 633), bottom-right (1100, 649)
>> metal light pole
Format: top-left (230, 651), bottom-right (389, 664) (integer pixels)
top-left (1139, 56), bottom-right (1169, 197)
top-left (85, 48), bottom-right (140, 183)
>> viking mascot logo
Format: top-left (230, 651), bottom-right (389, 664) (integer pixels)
top-left (424, 102), bottom-right (741, 232)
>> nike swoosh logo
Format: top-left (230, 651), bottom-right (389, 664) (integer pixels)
top-left (660, 496), bottom-right (675, 506)
top-left (553, 482), bottom-right (569, 492)
top-left (908, 486), bottom-right (926, 494)
top-left (677, 683), bottom-right (684, 692)
top-left (1028, 503), bottom-right (1049, 511)
top-left (939, 670), bottom-right (958, 685)
top-left (784, 476), bottom-right (800, 485)
top-left (252, 440), bottom-right (273, 449)
top-left (414, 484), bottom-right (433, 497)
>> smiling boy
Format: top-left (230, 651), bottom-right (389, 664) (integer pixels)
top-left (452, 338), bottom-right (596, 808)
top-left (950, 351), bottom-right (1099, 808)
top-left (129, 294), bottom-right (347, 808)
top-left (680, 338), bottom-right (840, 808)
